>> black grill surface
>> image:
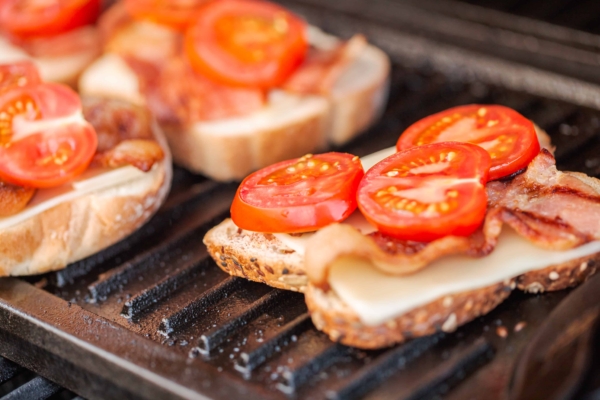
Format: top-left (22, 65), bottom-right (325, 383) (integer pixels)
top-left (1, 1), bottom-right (600, 399)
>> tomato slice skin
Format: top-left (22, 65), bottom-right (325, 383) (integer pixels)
top-left (0, 123), bottom-right (97, 188)
top-left (396, 104), bottom-right (540, 181)
top-left (231, 153), bottom-right (364, 233)
top-left (358, 142), bottom-right (491, 242)
top-left (0, 83), bottom-right (97, 188)
top-left (0, 0), bottom-right (101, 39)
top-left (124, 0), bottom-right (213, 31)
top-left (185, 0), bottom-right (308, 89)
top-left (0, 61), bottom-right (41, 91)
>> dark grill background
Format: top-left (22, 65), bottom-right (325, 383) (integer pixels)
top-left (2, 1), bottom-right (600, 399)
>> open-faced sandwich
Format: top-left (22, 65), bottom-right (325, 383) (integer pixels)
top-left (204, 104), bottom-right (600, 349)
top-left (0, 61), bottom-right (171, 276)
top-left (0, 0), bottom-right (102, 86)
top-left (78, 0), bottom-right (390, 181)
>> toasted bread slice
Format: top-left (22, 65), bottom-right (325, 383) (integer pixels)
top-left (79, 27), bottom-right (390, 181)
top-left (0, 101), bottom-right (172, 277)
top-left (203, 219), bottom-right (308, 291)
top-left (305, 280), bottom-right (514, 349)
top-left (305, 251), bottom-right (600, 349)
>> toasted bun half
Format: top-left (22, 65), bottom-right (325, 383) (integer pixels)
top-left (0, 103), bottom-right (172, 277)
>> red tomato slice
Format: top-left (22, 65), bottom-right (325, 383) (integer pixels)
top-left (0, 0), bottom-right (101, 39)
top-left (396, 105), bottom-right (540, 181)
top-left (231, 153), bottom-right (364, 233)
top-left (185, 0), bottom-right (308, 89)
top-left (0, 123), bottom-right (97, 188)
top-left (0, 61), bottom-right (41, 91)
top-left (358, 142), bottom-right (491, 242)
top-left (124, 0), bottom-right (213, 31)
top-left (0, 83), bottom-right (97, 188)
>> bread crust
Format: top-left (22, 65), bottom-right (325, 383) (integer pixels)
top-left (516, 253), bottom-right (600, 293)
top-left (164, 107), bottom-right (329, 181)
top-left (0, 123), bottom-right (172, 277)
top-left (203, 219), bottom-right (308, 292)
top-left (305, 280), bottom-right (514, 349)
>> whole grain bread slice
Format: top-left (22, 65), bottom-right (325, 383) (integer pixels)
top-left (303, 250), bottom-right (600, 349)
top-left (203, 218), bottom-right (308, 292)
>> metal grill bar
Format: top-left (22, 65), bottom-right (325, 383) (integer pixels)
top-left (325, 333), bottom-right (445, 400)
top-left (121, 256), bottom-right (209, 319)
top-left (159, 276), bottom-right (243, 336)
top-left (197, 290), bottom-right (290, 354)
top-left (0, 377), bottom-right (61, 400)
top-left (235, 313), bottom-right (312, 373)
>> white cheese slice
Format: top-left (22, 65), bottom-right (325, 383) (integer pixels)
top-left (0, 165), bottom-right (150, 231)
top-left (329, 228), bottom-right (600, 326)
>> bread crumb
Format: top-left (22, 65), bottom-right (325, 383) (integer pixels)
top-left (441, 313), bottom-right (457, 333)
top-left (514, 322), bottom-right (527, 332)
top-left (525, 282), bottom-right (544, 293)
top-left (385, 320), bottom-right (398, 329)
top-left (442, 296), bottom-right (453, 308)
top-left (510, 281), bottom-right (516, 290)
top-left (464, 299), bottom-right (474, 311)
top-left (549, 271), bottom-right (559, 281)
top-left (581, 262), bottom-right (588, 272)
top-left (496, 326), bottom-right (508, 338)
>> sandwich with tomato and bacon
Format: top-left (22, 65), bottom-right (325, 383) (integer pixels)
top-left (78, 0), bottom-right (390, 181)
top-left (0, 61), bottom-right (171, 276)
top-left (204, 104), bottom-right (600, 349)
top-left (0, 0), bottom-right (102, 86)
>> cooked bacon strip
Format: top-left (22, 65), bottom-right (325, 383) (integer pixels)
top-left (487, 149), bottom-right (600, 249)
top-left (306, 149), bottom-right (600, 287)
top-left (8, 25), bottom-right (100, 58)
top-left (143, 56), bottom-right (266, 124)
top-left (0, 181), bottom-right (35, 217)
top-left (283, 34), bottom-right (367, 95)
top-left (83, 97), bottom-right (164, 171)
top-left (94, 139), bottom-right (164, 172)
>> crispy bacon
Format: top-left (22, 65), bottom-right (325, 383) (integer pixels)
top-left (487, 148), bottom-right (600, 249)
top-left (8, 25), bottom-right (100, 58)
top-left (142, 56), bottom-right (266, 124)
top-left (283, 35), bottom-right (367, 95)
top-left (306, 149), bottom-right (600, 287)
top-left (0, 181), bottom-right (35, 217)
top-left (83, 97), bottom-right (165, 171)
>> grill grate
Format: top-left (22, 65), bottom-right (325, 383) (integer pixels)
top-left (1, 1), bottom-right (600, 399)
top-left (0, 357), bottom-right (77, 400)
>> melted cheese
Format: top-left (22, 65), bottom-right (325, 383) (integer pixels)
top-left (0, 165), bottom-right (151, 231)
top-left (329, 228), bottom-right (600, 326)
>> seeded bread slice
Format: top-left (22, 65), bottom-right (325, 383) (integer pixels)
top-left (305, 280), bottom-right (514, 349)
top-left (203, 218), bottom-right (308, 292)
top-left (304, 250), bottom-right (600, 349)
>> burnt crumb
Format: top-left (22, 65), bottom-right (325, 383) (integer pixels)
top-left (256, 268), bottom-right (265, 277)
top-left (282, 268), bottom-right (290, 275)
top-left (250, 257), bottom-right (257, 262)
top-left (264, 265), bottom-right (275, 274)
top-left (220, 255), bottom-right (226, 261)
top-left (237, 228), bottom-right (243, 235)
top-left (221, 262), bottom-right (228, 268)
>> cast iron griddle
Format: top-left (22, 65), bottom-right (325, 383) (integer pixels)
top-left (2, 1), bottom-right (600, 399)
